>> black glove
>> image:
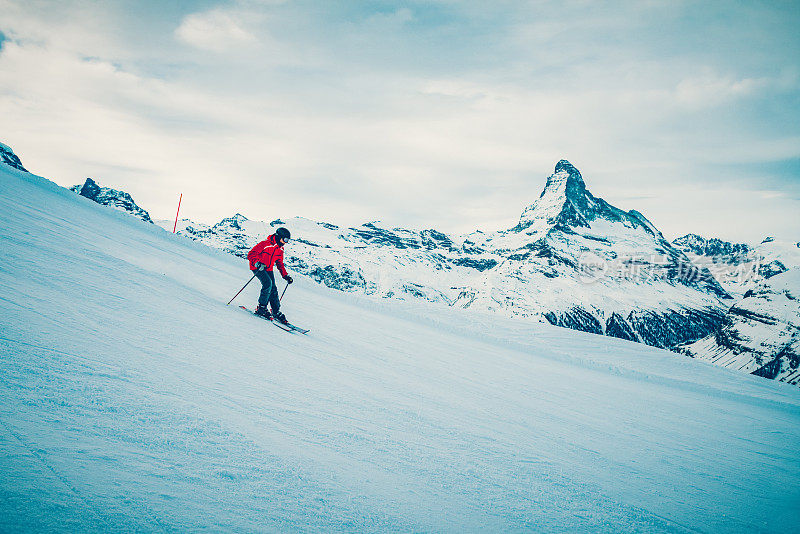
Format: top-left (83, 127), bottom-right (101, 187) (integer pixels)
top-left (284, 275), bottom-right (293, 284)
top-left (255, 262), bottom-right (265, 272)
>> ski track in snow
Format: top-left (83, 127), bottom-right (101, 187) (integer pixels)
top-left (1, 166), bottom-right (800, 532)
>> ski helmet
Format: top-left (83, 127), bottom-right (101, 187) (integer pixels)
top-left (276, 227), bottom-right (291, 241)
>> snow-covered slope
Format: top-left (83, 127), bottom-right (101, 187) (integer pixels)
top-left (70, 177), bottom-right (153, 223)
top-left (159, 160), bottom-right (731, 350)
top-left (2, 152), bottom-right (800, 532)
top-left (755, 236), bottom-right (800, 279)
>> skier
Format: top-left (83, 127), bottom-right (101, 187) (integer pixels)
top-left (246, 227), bottom-right (293, 324)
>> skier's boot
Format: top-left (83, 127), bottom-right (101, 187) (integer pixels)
top-left (254, 305), bottom-right (272, 320)
top-left (273, 311), bottom-right (289, 325)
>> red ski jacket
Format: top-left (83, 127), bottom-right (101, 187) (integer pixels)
top-left (247, 234), bottom-right (289, 277)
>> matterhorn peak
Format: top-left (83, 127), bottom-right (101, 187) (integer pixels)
top-left (515, 160), bottom-right (669, 241)
top-left (541, 159), bottom-right (587, 203)
top-left (554, 159), bottom-right (579, 174)
top-left (515, 160), bottom-right (592, 233)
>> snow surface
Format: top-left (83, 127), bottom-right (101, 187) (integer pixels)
top-left (2, 164), bottom-right (800, 532)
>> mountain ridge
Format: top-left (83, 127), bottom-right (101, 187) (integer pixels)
top-left (161, 160), bottom-right (732, 352)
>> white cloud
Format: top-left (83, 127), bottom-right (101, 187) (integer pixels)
top-left (175, 9), bottom-right (257, 52)
top-left (758, 190), bottom-right (784, 200)
top-left (364, 8), bottom-right (414, 28)
top-left (673, 73), bottom-right (773, 108)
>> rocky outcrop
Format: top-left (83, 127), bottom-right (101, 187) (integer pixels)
top-left (544, 306), bottom-right (726, 348)
top-left (673, 234), bottom-right (752, 264)
top-left (0, 142), bottom-right (28, 172)
top-left (70, 178), bottom-right (153, 224)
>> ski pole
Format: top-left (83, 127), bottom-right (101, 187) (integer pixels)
top-left (279, 283), bottom-right (289, 302)
top-left (227, 273), bottom-right (256, 305)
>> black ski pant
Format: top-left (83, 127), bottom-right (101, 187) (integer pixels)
top-left (254, 269), bottom-right (280, 313)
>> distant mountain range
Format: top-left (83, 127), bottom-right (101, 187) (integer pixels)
top-left (3, 141), bottom-right (797, 386)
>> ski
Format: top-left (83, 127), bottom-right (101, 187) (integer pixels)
top-left (238, 306), bottom-right (309, 334)
top-left (281, 322), bottom-right (310, 335)
top-left (239, 305), bottom-right (291, 331)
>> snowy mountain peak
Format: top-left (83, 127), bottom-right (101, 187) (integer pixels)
top-left (515, 160), bottom-right (651, 237)
top-left (554, 158), bottom-right (579, 174)
top-left (0, 142), bottom-right (28, 173)
top-left (543, 159), bottom-right (588, 209)
top-left (515, 161), bottom-right (589, 233)
top-left (213, 213), bottom-right (249, 231)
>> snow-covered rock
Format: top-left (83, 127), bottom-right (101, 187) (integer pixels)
top-left (70, 177), bottom-right (153, 224)
top-left (681, 267), bottom-right (800, 385)
top-left (0, 142), bottom-right (28, 172)
top-left (673, 233), bottom-right (753, 261)
top-left (158, 160), bottom-right (731, 350)
top-left (673, 234), bottom-right (800, 298)
top-left (754, 237), bottom-right (800, 279)
top-left (673, 233), bottom-right (758, 298)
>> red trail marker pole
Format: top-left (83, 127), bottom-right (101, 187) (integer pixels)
top-left (172, 193), bottom-right (183, 233)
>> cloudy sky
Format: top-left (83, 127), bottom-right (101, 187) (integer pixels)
top-left (1, 0), bottom-right (798, 243)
